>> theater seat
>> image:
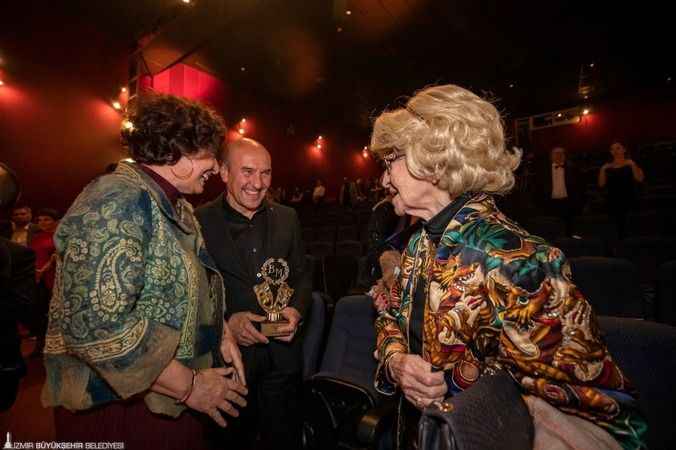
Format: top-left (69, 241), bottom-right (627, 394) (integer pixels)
top-left (303, 295), bottom-right (393, 450)
top-left (335, 240), bottom-right (362, 257)
top-left (553, 236), bottom-right (606, 258)
top-left (308, 241), bottom-right (334, 258)
top-left (569, 257), bottom-right (644, 318)
top-left (598, 316), bottom-right (676, 449)
top-left (302, 292), bottom-right (329, 380)
top-left (656, 260), bottom-right (676, 325)
top-left (615, 236), bottom-right (676, 286)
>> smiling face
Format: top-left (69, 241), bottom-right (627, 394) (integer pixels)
top-left (221, 139), bottom-right (272, 218)
top-left (171, 150), bottom-right (220, 195)
top-left (37, 215), bottom-right (58, 233)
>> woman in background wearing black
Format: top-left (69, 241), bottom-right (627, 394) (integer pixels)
top-left (598, 141), bottom-right (645, 238)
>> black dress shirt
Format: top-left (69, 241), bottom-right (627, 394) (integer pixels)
top-left (222, 197), bottom-right (268, 279)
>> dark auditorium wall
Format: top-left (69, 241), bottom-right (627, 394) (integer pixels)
top-left (0, 7), bottom-right (130, 215)
top-left (1, 19), bottom-right (379, 214)
top-left (146, 64), bottom-right (381, 205)
top-left (530, 91), bottom-right (676, 157)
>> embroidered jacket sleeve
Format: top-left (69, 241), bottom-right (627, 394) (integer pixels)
top-left (54, 188), bottom-right (182, 400)
top-left (484, 242), bottom-right (647, 449)
top-left (374, 242), bottom-right (412, 395)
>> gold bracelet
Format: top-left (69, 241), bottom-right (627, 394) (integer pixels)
top-left (175, 368), bottom-right (198, 405)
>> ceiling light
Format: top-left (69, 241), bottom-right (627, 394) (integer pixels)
top-left (346, 10), bottom-right (352, 15)
top-left (121, 87), bottom-right (127, 93)
top-left (0, 80), bottom-right (4, 86)
top-left (240, 67), bottom-right (246, 72)
top-left (318, 135), bottom-right (323, 140)
top-left (238, 128), bottom-right (245, 135)
top-left (317, 143), bottom-right (322, 149)
top-left (121, 119), bottom-right (134, 130)
top-left (589, 63), bottom-right (595, 68)
top-left (556, 113), bottom-right (562, 118)
top-left (181, 0), bottom-right (191, 4)
top-left (337, 27), bottom-right (343, 33)
top-left (240, 118), bottom-right (246, 123)
top-left (112, 101), bottom-right (122, 110)
top-left (582, 108), bottom-right (590, 115)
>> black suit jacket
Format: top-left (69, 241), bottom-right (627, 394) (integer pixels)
top-left (533, 160), bottom-right (585, 211)
top-left (196, 195), bottom-right (311, 372)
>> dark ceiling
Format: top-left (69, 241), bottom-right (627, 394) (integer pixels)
top-left (5, 0), bottom-right (675, 129)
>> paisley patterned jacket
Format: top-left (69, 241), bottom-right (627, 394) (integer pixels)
top-left (375, 193), bottom-right (646, 449)
top-left (42, 162), bottom-right (225, 417)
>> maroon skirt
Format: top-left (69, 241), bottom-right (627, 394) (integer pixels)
top-left (54, 398), bottom-right (213, 450)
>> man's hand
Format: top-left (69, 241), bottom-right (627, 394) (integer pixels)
top-left (228, 312), bottom-right (269, 346)
top-left (220, 320), bottom-right (246, 386)
top-left (274, 306), bottom-right (302, 342)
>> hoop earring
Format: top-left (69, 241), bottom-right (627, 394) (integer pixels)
top-left (170, 159), bottom-right (194, 180)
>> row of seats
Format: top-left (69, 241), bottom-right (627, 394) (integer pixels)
top-left (306, 252), bottom-right (676, 325)
top-left (302, 294), bottom-right (676, 450)
top-left (568, 257), bottom-right (676, 323)
top-left (523, 211), bottom-right (676, 243)
top-left (303, 225), bottom-right (370, 245)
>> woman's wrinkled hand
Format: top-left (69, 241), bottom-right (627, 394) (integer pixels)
top-left (186, 367), bottom-right (248, 428)
top-left (388, 353), bottom-right (447, 410)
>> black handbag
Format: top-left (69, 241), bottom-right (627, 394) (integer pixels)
top-left (418, 370), bottom-right (534, 450)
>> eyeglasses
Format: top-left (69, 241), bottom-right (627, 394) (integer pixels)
top-left (382, 150), bottom-right (405, 174)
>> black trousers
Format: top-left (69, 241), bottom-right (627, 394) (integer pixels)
top-left (211, 343), bottom-right (302, 450)
top-left (549, 197), bottom-right (575, 237)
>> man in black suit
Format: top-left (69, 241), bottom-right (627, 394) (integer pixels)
top-left (196, 138), bottom-right (311, 450)
top-left (0, 163), bottom-right (36, 411)
top-left (535, 146), bottom-right (585, 237)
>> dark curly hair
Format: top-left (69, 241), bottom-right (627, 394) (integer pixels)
top-left (120, 93), bottom-right (226, 165)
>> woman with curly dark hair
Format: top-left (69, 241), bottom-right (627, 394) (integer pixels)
top-left (42, 93), bottom-right (247, 449)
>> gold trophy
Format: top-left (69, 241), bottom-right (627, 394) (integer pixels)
top-left (254, 258), bottom-right (295, 337)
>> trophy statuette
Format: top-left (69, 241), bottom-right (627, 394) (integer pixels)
top-left (254, 258), bottom-right (295, 337)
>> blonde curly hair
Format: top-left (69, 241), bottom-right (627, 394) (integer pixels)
top-left (370, 84), bottom-right (521, 196)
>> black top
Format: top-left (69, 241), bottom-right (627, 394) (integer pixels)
top-left (221, 197), bottom-right (269, 280)
top-left (409, 192), bottom-right (475, 356)
top-left (606, 165), bottom-right (636, 205)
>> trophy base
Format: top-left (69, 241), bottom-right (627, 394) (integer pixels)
top-left (261, 319), bottom-right (290, 337)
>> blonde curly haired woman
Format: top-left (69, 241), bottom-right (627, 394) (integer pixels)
top-left (370, 84), bottom-right (646, 449)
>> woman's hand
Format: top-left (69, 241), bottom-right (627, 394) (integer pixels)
top-left (388, 353), bottom-right (447, 410)
top-left (220, 320), bottom-right (246, 386)
top-left (186, 367), bottom-right (248, 428)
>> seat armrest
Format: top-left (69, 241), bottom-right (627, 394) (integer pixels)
top-left (356, 397), bottom-right (397, 446)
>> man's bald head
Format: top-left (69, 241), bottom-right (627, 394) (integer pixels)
top-left (223, 138), bottom-right (271, 167)
top-left (221, 138), bottom-right (273, 219)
